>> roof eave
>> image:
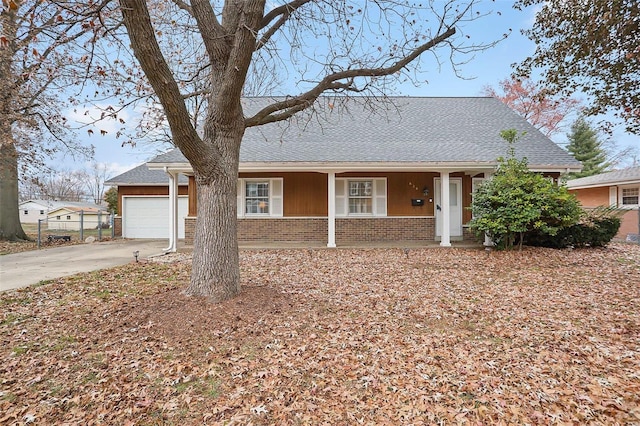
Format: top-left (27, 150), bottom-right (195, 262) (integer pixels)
top-left (106, 181), bottom-right (188, 186)
top-left (148, 161), bottom-right (580, 174)
top-left (568, 178), bottom-right (640, 190)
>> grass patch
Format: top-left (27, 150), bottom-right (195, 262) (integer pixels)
top-left (173, 377), bottom-right (221, 398)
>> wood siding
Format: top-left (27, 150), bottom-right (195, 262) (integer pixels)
top-left (117, 185), bottom-right (188, 217)
top-left (188, 176), bottom-right (197, 216)
top-left (338, 172), bottom-right (439, 216)
top-left (239, 172), bottom-right (327, 216)
top-left (186, 171), bottom-right (484, 221)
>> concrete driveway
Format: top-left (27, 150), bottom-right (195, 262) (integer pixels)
top-left (0, 239), bottom-right (170, 292)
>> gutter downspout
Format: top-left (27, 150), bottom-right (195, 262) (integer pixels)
top-left (163, 166), bottom-right (179, 252)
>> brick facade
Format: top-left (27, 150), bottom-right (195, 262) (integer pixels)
top-left (335, 217), bottom-right (435, 244)
top-left (183, 216), bottom-right (447, 245)
top-left (114, 216), bottom-right (122, 237)
top-left (462, 226), bottom-right (476, 242)
top-left (239, 218), bottom-right (328, 243)
top-left (185, 216), bottom-right (196, 243)
top-left (617, 209), bottom-right (639, 240)
top-left (185, 217), bottom-right (328, 244)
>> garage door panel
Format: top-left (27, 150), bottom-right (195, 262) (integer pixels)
top-left (123, 196), bottom-right (188, 239)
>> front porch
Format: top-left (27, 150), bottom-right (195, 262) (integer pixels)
top-left (163, 169), bottom-right (492, 251)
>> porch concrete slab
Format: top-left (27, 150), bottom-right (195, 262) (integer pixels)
top-left (0, 239), bottom-right (168, 292)
top-left (180, 240), bottom-right (483, 250)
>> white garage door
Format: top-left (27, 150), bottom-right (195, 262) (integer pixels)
top-left (123, 196), bottom-right (188, 239)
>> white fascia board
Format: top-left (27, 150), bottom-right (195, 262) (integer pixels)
top-left (240, 162), bottom-right (499, 173)
top-left (148, 161), bottom-right (580, 174)
top-left (146, 163), bottom-right (193, 173)
top-left (107, 182), bottom-right (188, 186)
top-left (527, 165), bottom-right (582, 173)
top-left (568, 179), bottom-right (640, 190)
top-left (148, 161), bottom-right (498, 173)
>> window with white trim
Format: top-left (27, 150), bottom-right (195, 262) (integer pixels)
top-left (237, 178), bottom-right (283, 217)
top-left (335, 178), bottom-right (387, 216)
top-left (348, 181), bottom-right (373, 214)
top-left (622, 187), bottom-right (639, 206)
top-left (245, 181), bottom-right (270, 214)
top-left (24, 210), bottom-right (28, 215)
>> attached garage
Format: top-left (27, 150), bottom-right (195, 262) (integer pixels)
top-left (122, 196), bottom-right (188, 239)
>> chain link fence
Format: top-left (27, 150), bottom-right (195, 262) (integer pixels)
top-left (36, 211), bottom-right (115, 249)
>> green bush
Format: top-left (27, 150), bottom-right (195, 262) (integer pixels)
top-left (525, 206), bottom-right (623, 248)
top-left (469, 129), bottom-right (582, 250)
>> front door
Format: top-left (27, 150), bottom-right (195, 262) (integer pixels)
top-left (434, 178), bottom-right (463, 238)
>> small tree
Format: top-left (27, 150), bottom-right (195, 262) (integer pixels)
top-left (103, 186), bottom-right (118, 214)
top-left (470, 129), bottom-right (581, 250)
top-left (483, 76), bottom-right (581, 138)
top-left (566, 117), bottom-right (610, 179)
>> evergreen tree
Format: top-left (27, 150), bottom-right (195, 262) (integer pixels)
top-left (566, 117), bottom-right (609, 179)
top-left (103, 187), bottom-right (118, 215)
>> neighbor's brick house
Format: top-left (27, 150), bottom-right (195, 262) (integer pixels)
top-left (568, 167), bottom-right (640, 241)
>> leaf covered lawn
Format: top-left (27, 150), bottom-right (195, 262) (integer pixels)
top-left (1, 244), bottom-right (639, 424)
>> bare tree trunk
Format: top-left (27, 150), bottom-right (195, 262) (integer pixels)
top-left (187, 171), bottom-right (240, 300)
top-left (0, 2), bottom-right (27, 241)
top-left (0, 139), bottom-right (29, 241)
top-left (185, 115), bottom-right (244, 301)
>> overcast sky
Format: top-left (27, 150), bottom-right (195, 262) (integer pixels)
top-left (63, 1), bottom-right (638, 179)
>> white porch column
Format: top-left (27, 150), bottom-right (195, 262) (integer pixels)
top-left (440, 171), bottom-right (451, 247)
top-left (163, 168), bottom-right (179, 253)
top-left (327, 171), bottom-right (336, 248)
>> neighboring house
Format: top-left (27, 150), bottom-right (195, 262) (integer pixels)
top-left (19, 199), bottom-right (107, 224)
top-left (47, 206), bottom-right (109, 231)
top-left (567, 167), bottom-right (640, 241)
top-left (108, 97), bottom-right (581, 249)
top-left (19, 200), bottom-right (50, 223)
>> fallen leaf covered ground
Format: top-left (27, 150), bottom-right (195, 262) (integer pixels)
top-left (1, 244), bottom-right (639, 425)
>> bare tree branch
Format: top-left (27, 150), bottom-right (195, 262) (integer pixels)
top-left (246, 26), bottom-right (456, 127)
top-left (119, 0), bottom-right (205, 163)
top-left (257, 0), bottom-right (311, 49)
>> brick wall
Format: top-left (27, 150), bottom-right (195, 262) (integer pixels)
top-left (336, 217), bottom-right (434, 244)
top-left (114, 217), bottom-right (122, 237)
top-left (185, 217), bottom-right (196, 243)
top-left (183, 216), bottom-right (448, 245)
top-left (618, 209), bottom-right (639, 240)
top-left (238, 218), bottom-right (328, 243)
top-left (462, 226), bottom-right (477, 242)
top-left (185, 217), bottom-right (328, 245)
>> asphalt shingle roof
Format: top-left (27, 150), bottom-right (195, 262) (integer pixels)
top-left (567, 166), bottom-right (640, 188)
top-left (148, 97), bottom-right (579, 168)
top-left (106, 163), bottom-right (189, 186)
top-left (19, 200), bottom-right (106, 211)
